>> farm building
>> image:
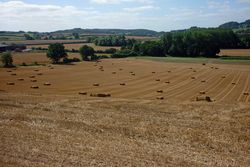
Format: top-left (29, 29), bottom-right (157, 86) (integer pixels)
top-left (0, 44), bottom-right (27, 52)
top-left (0, 44), bottom-right (12, 52)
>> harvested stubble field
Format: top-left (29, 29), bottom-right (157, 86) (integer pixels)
top-left (10, 52), bottom-right (81, 65)
top-left (0, 59), bottom-right (250, 166)
top-left (27, 43), bottom-right (121, 51)
top-left (1, 59), bottom-right (250, 103)
top-left (219, 49), bottom-right (250, 57)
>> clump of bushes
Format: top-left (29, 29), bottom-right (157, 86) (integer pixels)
top-left (111, 49), bottom-right (138, 58)
top-left (21, 62), bottom-right (27, 66)
top-left (63, 57), bottom-right (81, 63)
top-left (104, 48), bottom-right (117, 54)
top-left (98, 55), bottom-right (110, 59)
top-left (1, 52), bottom-right (14, 67)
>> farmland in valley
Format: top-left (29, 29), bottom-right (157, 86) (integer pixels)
top-left (27, 43), bottom-right (121, 51)
top-left (0, 58), bottom-right (250, 166)
top-left (1, 59), bottom-right (250, 103)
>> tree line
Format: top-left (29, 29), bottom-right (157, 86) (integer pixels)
top-left (112, 28), bottom-right (250, 58)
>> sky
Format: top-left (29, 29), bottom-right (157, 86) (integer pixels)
top-left (0, 0), bottom-right (249, 32)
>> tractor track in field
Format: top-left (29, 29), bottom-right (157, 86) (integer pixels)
top-left (140, 68), bottom-right (212, 99)
top-left (115, 67), bottom-right (208, 98)
top-left (213, 70), bottom-right (241, 101)
top-left (167, 68), bottom-right (222, 100)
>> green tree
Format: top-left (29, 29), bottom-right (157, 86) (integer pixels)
top-left (72, 33), bottom-right (80, 39)
top-left (140, 41), bottom-right (164, 57)
top-left (47, 43), bottom-right (67, 64)
top-left (24, 34), bottom-right (34, 40)
top-left (1, 52), bottom-right (13, 67)
top-left (79, 45), bottom-right (95, 61)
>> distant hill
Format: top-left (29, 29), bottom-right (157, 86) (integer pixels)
top-left (52, 28), bottom-right (160, 37)
top-left (219, 19), bottom-right (250, 29)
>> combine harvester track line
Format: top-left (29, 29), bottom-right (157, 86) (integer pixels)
top-left (120, 67), bottom-right (210, 99)
top-left (171, 68), bottom-right (223, 100)
top-left (107, 67), bottom-right (200, 97)
top-left (81, 68), bottom-right (184, 91)
top-left (219, 71), bottom-right (244, 102)
top-left (213, 71), bottom-right (241, 102)
top-left (141, 68), bottom-right (213, 99)
top-left (237, 72), bottom-right (250, 102)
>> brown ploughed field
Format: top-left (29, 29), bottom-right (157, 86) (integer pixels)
top-left (0, 59), bottom-right (250, 166)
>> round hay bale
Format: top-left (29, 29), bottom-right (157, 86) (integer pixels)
top-left (165, 81), bottom-right (170, 84)
top-left (222, 76), bottom-right (226, 78)
top-left (131, 73), bottom-right (135, 76)
top-left (157, 90), bottom-right (163, 93)
top-left (17, 78), bottom-right (24, 81)
top-left (129, 72), bottom-right (134, 74)
top-left (44, 82), bottom-right (51, 86)
top-left (37, 73), bottom-right (43, 76)
top-left (168, 71), bottom-right (171, 73)
top-left (90, 93), bottom-right (111, 97)
top-left (49, 67), bottom-right (54, 69)
top-left (155, 79), bottom-right (160, 82)
top-left (189, 68), bottom-right (193, 70)
top-left (29, 75), bottom-right (36, 78)
top-left (199, 91), bottom-right (206, 95)
top-left (30, 85), bottom-right (39, 89)
top-left (34, 69), bottom-right (39, 72)
top-left (11, 73), bottom-right (17, 76)
top-left (31, 79), bottom-right (37, 82)
top-left (152, 72), bottom-right (156, 74)
top-left (93, 83), bottom-right (100, 86)
top-left (119, 68), bottom-right (123, 71)
top-left (100, 69), bottom-right (104, 71)
top-left (196, 96), bottom-right (212, 102)
top-left (243, 92), bottom-right (249, 96)
top-left (156, 96), bottom-right (164, 100)
top-left (215, 67), bottom-right (219, 69)
top-left (79, 91), bottom-right (87, 95)
top-left (191, 77), bottom-right (196, 79)
top-left (202, 63), bottom-right (206, 66)
top-left (201, 80), bottom-right (206, 83)
top-left (120, 83), bottom-right (126, 86)
top-left (112, 72), bottom-right (116, 74)
top-left (232, 82), bottom-right (236, 85)
top-left (7, 82), bottom-right (15, 85)
top-left (6, 70), bottom-right (12, 73)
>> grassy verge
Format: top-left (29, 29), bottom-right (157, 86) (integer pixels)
top-left (130, 56), bottom-right (250, 65)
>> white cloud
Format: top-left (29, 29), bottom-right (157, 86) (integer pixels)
top-left (0, 0), bottom-right (249, 32)
top-left (237, 0), bottom-right (250, 3)
top-left (207, 1), bottom-right (230, 10)
top-left (90, 0), bottom-right (153, 4)
top-left (0, 0), bottom-right (155, 31)
top-left (123, 5), bottom-right (157, 12)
